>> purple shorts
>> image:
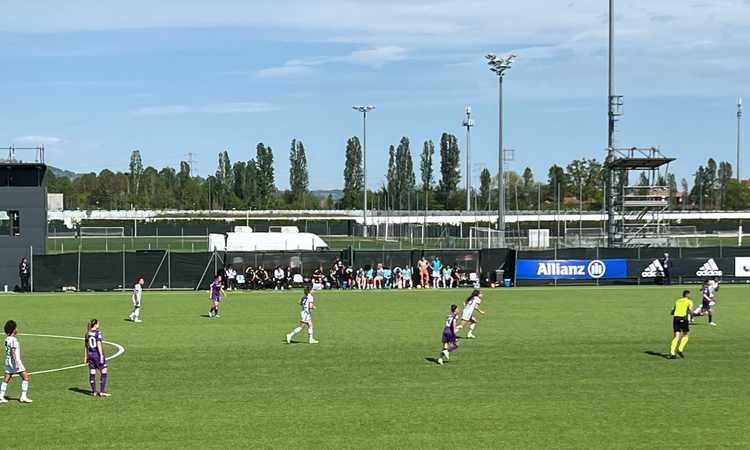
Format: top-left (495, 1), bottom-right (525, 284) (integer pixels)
top-left (211, 294), bottom-right (221, 302)
top-left (87, 353), bottom-right (107, 370)
top-left (441, 327), bottom-right (456, 344)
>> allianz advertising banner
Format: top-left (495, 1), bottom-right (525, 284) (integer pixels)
top-left (516, 259), bottom-right (628, 280)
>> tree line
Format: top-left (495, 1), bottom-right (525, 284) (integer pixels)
top-left (47, 137), bottom-right (750, 211)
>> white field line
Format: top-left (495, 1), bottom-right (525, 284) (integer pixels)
top-left (18, 333), bottom-right (125, 375)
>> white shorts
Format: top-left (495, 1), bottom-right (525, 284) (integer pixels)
top-left (300, 311), bottom-right (312, 322)
top-left (132, 300), bottom-right (141, 308)
top-left (4, 362), bottom-right (25, 374)
top-left (461, 310), bottom-right (475, 322)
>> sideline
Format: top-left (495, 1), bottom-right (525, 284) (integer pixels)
top-left (18, 333), bottom-right (125, 375)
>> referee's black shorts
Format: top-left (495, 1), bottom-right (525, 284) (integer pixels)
top-left (673, 316), bottom-right (689, 333)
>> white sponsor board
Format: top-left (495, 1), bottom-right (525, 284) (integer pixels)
top-left (735, 257), bottom-right (750, 277)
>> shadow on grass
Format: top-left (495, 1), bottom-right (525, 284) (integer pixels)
top-left (644, 351), bottom-right (671, 359)
top-left (68, 387), bottom-right (93, 397)
top-left (424, 357), bottom-right (440, 364)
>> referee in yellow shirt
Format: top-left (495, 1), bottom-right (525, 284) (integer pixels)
top-left (669, 290), bottom-right (693, 359)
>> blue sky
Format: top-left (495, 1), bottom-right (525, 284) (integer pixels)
top-left (1, 0), bottom-right (748, 189)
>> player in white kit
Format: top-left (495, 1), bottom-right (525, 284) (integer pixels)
top-left (0, 320), bottom-right (32, 403)
top-left (129, 277), bottom-right (145, 323)
top-left (455, 289), bottom-right (485, 339)
top-left (285, 286), bottom-right (319, 344)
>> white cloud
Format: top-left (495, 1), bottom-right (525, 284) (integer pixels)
top-left (131, 102), bottom-right (278, 116)
top-left (12, 136), bottom-right (64, 146)
top-left (345, 46), bottom-right (407, 66)
top-left (256, 46), bottom-right (407, 78)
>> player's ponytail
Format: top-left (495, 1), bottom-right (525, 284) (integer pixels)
top-left (465, 289), bottom-right (480, 304)
top-left (88, 319), bottom-right (98, 330)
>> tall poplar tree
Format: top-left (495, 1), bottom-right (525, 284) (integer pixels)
top-left (342, 137), bottom-right (363, 209)
top-left (289, 139), bottom-right (309, 201)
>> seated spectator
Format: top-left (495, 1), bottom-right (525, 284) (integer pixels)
top-left (312, 267), bottom-right (325, 290)
top-left (401, 265), bottom-right (413, 289)
top-left (392, 267), bottom-right (403, 289)
top-left (442, 265), bottom-right (454, 288)
top-left (365, 266), bottom-right (374, 289)
top-left (383, 266), bottom-right (393, 289)
top-left (273, 266), bottom-right (286, 291)
top-left (374, 264), bottom-right (384, 289)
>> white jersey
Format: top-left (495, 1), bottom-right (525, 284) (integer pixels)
top-left (300, 294), bottom-right (314, 314)
top-left (299, 293), bottom-right (314, 321)
top-left (274, 268), bottom-right (285, 280)
top-left (132, 284), bottom-right (143, 306)
top-left (4, 336), bottom-right (24, 374)
top-left (461, 296), bottom-right (481, 321)
top-left (707, 280), bottom-right (719, 299)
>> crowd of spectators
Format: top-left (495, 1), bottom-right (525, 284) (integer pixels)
top-left (221, 256), bottom-right (477, 291)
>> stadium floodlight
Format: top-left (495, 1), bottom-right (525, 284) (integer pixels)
top-left (486, 53), bottom-right (516, 246)
top-left (352, 105), bottom-right (376, 237)
top-left (462, 106), bottom-right (475, 211)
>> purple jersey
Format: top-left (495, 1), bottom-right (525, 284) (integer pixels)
top-left (441, 313), bottom-right (457, 344)
top-left (85, 329), bottom-right (107, 369)
top-left (210, 280), bottom-right (223, 301)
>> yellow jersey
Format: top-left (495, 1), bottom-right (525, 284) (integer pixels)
top-left (673, 297), bottom-right (693, 318)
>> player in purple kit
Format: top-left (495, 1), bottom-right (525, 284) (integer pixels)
top-left (208, 274), bottom-right (226, 318)
top-left (84, 319), bottom-right (110, 397)
top-left (436, 304), bottom-right (459, 365)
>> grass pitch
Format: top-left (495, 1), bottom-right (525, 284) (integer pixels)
top-left (0, 285), bottom-right (748, 449)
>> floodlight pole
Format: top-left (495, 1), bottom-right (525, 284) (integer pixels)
top-left (463, 106), bottom-right (475, 211)
top-left (606, 0), bottom-right (618, 247)
top-left (353, 105), bottom-right (375, 237)
top-left (486, 53), bottom-right (515, 247)
top-left (497, 74), bottom-right (505, 243)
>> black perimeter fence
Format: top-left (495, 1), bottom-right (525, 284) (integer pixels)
top-left (31, 248), bottom-right (514, 292)
top-left (28, 246), bottom-right (750, 291)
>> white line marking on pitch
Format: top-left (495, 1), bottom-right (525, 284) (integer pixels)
top-left (18, 333), bottom-right (125, 375)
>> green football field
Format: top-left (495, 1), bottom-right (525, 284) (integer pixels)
top-left (0, 285), bottom-right (748, 449)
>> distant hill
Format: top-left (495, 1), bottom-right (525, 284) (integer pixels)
top-left (311, 189), bottom-right (344, 200)
top-left (48, 166), bottom-right (81, 180)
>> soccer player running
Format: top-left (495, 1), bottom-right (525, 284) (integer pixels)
top-left (669, 290), bottom-right (693, 359)
top-left (129, 277), bottom-right (144, 323)
top-left (85, 319), bottom-right (111, 397)
top-left (692, 279), bottom-right (718, 326)
top-left (455, 289), bottom-right (485, 339)
top-left (437, 304), bottom-right (460, 365)
top-left (0, 320), bottom-right (32, 403)
top-left (285, 286), bottom-right (319, 344)
top-left (208, 274), bottom-right (226, 318)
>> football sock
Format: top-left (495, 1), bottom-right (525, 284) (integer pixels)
top-left (308, 328), bottom-right (314, 340)
top-left (469, 323), bottom-right (476, 333)
top-left (290, 326), bottom-right (302, 336)
top-left (678, 336), bottom-right (689, 352)
top-left (89, 373), bottom-right (96, 392)
top-left (100, 374), bottom-right (107, 393)
top-left (708, 313), bottom-right (713, 322)
top-left (134, 307), bottom-right (140, 320)
top-left (0, 382), bottom-right (6, 397)
top-left (21, 380), bottom-right (28, 397)
top-left (670, 337), bottom-right (680, 355)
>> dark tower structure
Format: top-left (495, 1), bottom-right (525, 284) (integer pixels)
top-left (0, 147), bottom-right (48, 290)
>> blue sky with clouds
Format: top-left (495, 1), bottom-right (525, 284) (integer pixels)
top-left (1, 0), bottom-right (747, 189)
